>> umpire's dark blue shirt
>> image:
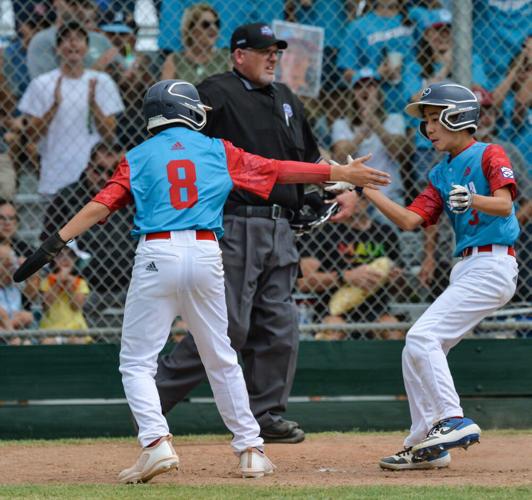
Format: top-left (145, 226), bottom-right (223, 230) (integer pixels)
top-left (197, 70), bottom-right (321, 210)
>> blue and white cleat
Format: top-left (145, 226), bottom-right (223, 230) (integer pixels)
top-left (412, 417), bottom-right (481, 459)
top-left (379, 447), bottom-right (451, 470)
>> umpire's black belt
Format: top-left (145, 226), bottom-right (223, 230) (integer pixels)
top-left (224, 204), bottom-right (295, 221)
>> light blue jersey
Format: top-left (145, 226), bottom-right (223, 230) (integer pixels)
top-left (473, 0), bottom-right (531, 89)
top-left (338, 12), bottom-right (414, 72)
top-left (126, 128), bottom-right (233, 239)
top-left (428, 142), bottom-right (520, 256)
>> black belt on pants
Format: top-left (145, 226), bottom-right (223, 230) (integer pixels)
top-left (224, 204), bottom-right (295, 221)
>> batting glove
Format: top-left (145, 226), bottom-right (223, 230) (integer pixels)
top-left (448, 184), bottom-right (473, 214)
top-left (13, 232), bottom-right (67, 282)
top-left (324, 155), bottom-right (358, 193)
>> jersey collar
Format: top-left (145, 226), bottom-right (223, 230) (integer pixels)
top-left (447, 139), bottom-right (476, 161)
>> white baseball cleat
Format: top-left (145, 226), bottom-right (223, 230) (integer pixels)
top-left (118, 434), bottom-right (179, 484)
top-left (379, 447), bottom-right (451, 470)
top-left (239, 447), bottom-right (276, 478)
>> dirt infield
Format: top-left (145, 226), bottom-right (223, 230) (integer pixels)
top-left (0, 433), bottom-right (531, 486)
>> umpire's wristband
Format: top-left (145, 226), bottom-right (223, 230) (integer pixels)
top-left (355, 186), bottom-right (364, 195)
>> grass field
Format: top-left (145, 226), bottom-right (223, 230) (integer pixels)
top-left (1, 484), bottom-right (532, 499)
top-left (1, 432), bottom-right (531, 499)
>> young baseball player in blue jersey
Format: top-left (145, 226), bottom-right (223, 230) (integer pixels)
top-left (13, 79), bottom-right (390, 483)
top-left (363, 82), bottom-right (520, 470)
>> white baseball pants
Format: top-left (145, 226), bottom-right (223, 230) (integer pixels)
top-left (118, 230), bottom-right (263, 452)
top-left (403, 246), bottom-right (518, 448)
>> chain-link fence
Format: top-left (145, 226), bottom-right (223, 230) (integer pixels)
top-left (0, 0), bottom-right (530, 344)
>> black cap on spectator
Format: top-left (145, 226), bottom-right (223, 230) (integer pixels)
top-left (56, 21), bottom-right (89, 47)
top-left (230, 23), bottom-right (287, 53)
top-left (100, 9), bottom-right (135, 34)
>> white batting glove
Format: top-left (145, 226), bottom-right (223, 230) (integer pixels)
top-left (448, 184), bottom-right (473, 214)
top-left (324, 155), bottom-right (357, 193)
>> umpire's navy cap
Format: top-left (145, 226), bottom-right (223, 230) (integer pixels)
top-left (230, 23), bottom-right (287, 52)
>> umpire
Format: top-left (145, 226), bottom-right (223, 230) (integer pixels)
top-left (155, 23), bottom-right (322, 443)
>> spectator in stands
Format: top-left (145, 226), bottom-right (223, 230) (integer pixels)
top-left (473, 0), bottom-right (531, 91)
top-left (408, 1), bottom-right (451, 42)
top-left (0, 199), bottom-right (40, 310)
top-left (285, 0), bottom-right (349, 51)
top-left (157, 0), bottom-right (282, 52)
top-left (298, 195), bottom-right (403, 340)
top-left (161, 4), bottom-right (229, 85)
top-left (493, 36), bottom-right (531, 168)
top-left (18, 22), bottom-right (124, 197)
top-left (331, 68), bottom-right (408, 207)
top-left (338, 0), bottom-right (417, 114)
top-left (96, 11), bottom-right (157, 150)
top-left (97, 10), bottom-right (139, 79)
top-left (1, 6), bottom-right (47, 197)
top-left (2, 6), bottom-right (48, 103)
top-left (41, 142), bottom-right (135, 328)
top-left (39, 245), bottom-right (90, 336)
top-left (0, 243), bottom-right (34, 338)
top-left (0, 199), bottom-right (34, 259)
top-left (27, 0), bottom-right (114, 79)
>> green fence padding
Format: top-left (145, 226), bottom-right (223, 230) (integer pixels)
top-left (2, 339), bottom-right (531, 400)
top-left (2, 398), bottom-right (532, 440)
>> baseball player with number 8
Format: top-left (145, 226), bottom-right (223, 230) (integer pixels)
top-left (359, 82), bottom-right (520, 470)
top-left (13, 79), bottom-right (390, 483)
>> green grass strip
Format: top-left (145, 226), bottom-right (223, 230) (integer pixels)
top-left (0, 485), bottom-right (532, 500)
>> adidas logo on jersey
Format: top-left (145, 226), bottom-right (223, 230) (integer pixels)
top-left (145, 261), bottom-right (158, 272)
top-left (171, 141), bottom-right (184, 150)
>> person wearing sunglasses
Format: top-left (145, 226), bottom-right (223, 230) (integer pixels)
top-left (161, 4), bottom-right (229, 85)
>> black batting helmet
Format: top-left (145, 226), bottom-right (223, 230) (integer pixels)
top-left (143, 80), bottom-right (212, 132)
top-left (405, 82), bottom-right (480, 139)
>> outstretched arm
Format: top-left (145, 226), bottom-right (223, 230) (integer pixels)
top-left (13, 157), bottom-right (132, 283)
top-left (58, 202), bottom-right (110, 242)
top-left (13, 202), bottom-right (111, 283)
top-left (364, 188), bottom-right (425, 231)
top-left (223, 140), bottom-right (391, 200)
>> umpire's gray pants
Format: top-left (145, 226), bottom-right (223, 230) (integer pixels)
top-left (156, 216), bottom-right (300, 428)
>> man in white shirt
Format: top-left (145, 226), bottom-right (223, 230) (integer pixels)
top-left (18, 21), bottom-right (124, 196)
top-left (27, 0), bottom-right (113, 80)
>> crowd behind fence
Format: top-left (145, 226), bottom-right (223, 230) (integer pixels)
top-left (0, 0), bottom-right (530, 344)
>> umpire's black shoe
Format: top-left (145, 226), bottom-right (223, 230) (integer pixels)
top-left (260, 419), bottom-right (305, 444)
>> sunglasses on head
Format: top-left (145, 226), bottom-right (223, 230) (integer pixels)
top-left (199, 19), bottom-right (220, 30)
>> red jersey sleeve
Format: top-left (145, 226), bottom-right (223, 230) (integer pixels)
top-left (222, 140), bottom-right (331, 199)
top-left (223, 140), bottom-right (279, 199)
top-left (481, 143), bottom-right (517, 199)
top-left (92, 156), bottom-right (134, 212)
top-left (407, 182), bottom-right (444, 227)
